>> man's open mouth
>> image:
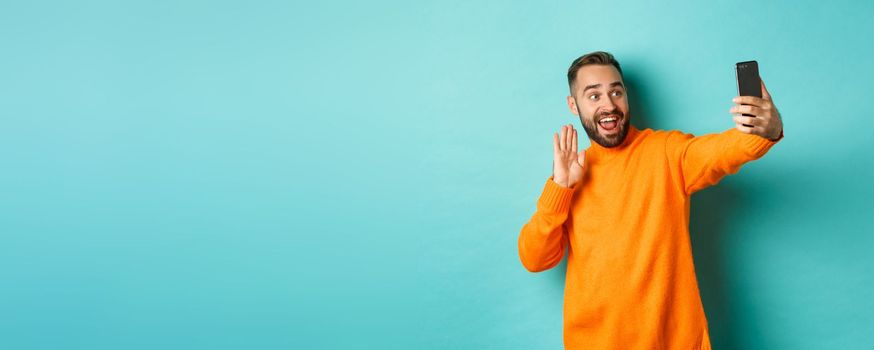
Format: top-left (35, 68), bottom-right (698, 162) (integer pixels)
top-left (598, 115), bottom-right (621, 131)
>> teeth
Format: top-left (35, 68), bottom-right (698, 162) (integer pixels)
top-left (600, 117), bottom-right (617, 123)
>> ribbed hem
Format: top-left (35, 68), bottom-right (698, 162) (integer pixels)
top-left (536, 176), bottom-right (576, 214)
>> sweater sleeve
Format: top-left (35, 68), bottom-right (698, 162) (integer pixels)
top-left (666, 128), bottom-right (782, 196)
top-left (517, 175), bottom-right (576, 272)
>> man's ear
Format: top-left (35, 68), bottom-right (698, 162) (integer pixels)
top-left (566, 95), bottom-right (579, 116)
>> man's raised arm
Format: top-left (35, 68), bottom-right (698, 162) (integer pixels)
top-left (518, 176), bottom-right (575, 272)
top-left (518, 124), bottom-right (585, 272)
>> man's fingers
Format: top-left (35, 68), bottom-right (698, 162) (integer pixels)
top-left (566, 124), bottom-right (573, 151)
top-left (733, 115), bottom-right (763, 127)
top-left (553, 132), bottom-right (560, 154)
top-left (572, 127), bottom-right (578, 153)
top-left (729, 104), bottom-right (764, 117)
top-left (556, 124), bottom-right (579, 154)
top-left (761, 79), bottom-right (771, 100)
top-left (732, 95), bottom-right (767, 107)
top-left (734, 122), bottom-right (767, 137)
top-left (734, 122), bottom-right (755, 134)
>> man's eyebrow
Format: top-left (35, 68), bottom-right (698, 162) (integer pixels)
top-left (582, 83), bottom-right (601, 93)
top-left (582, 81), bottom-right (624, 93)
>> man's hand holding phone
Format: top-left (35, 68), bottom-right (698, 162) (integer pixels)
top-left (552, 124), bottom-right (586, 188)
top-left (730, 79), bottom-right (784, 141)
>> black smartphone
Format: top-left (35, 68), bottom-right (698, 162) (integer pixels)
top-left (735, 60), bottom-right (761, 127)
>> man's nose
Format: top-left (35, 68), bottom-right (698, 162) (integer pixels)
top-left (600, 96), bottom-right (617, 110)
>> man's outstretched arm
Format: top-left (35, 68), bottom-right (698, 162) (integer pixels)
top-left (666, 79), bottom-right (784, 195)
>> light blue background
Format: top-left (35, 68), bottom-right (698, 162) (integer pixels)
top-left (2, 0), bottom-right (873, 349)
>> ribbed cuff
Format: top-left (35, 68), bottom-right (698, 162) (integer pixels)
top-left (536, 176), bottom-right (576, 214)
top-left (735, 128), bottom-right (781, 158)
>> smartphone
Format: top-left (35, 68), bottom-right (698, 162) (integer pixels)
top-left (735, 60), bottom-right (761, 127)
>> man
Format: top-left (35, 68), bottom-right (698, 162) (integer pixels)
top-left (517, 51), bottom-right (783, 349)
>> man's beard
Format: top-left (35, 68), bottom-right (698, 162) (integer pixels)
top-left (577, 104), bottom-right (631, 148)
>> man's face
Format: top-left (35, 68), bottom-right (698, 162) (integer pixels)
top-left (566, 64), bottom-right (631, 148)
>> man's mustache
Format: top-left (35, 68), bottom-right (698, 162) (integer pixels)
top-left (597, 109), bottom-right (624, 120)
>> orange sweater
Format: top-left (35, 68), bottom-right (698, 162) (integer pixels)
top-left (518, 125), bottom-right (781, 349)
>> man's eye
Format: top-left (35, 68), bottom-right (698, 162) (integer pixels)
top-left (610, 90), bottom-right (623, 97)
top-left (588, 94), bottom-right (599, 101)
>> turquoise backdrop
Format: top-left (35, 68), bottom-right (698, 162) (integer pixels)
top-left (2, 0), bottom-right (872, 349)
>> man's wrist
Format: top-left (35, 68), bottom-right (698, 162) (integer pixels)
top-left (769, 128), bottom-right (784, 142)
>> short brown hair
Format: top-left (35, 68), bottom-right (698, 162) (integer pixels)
top-left (567, 51), bottom-right (623, 93)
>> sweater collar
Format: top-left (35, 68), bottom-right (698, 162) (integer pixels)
top-left (586, 124), bottom-right (641, 162)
